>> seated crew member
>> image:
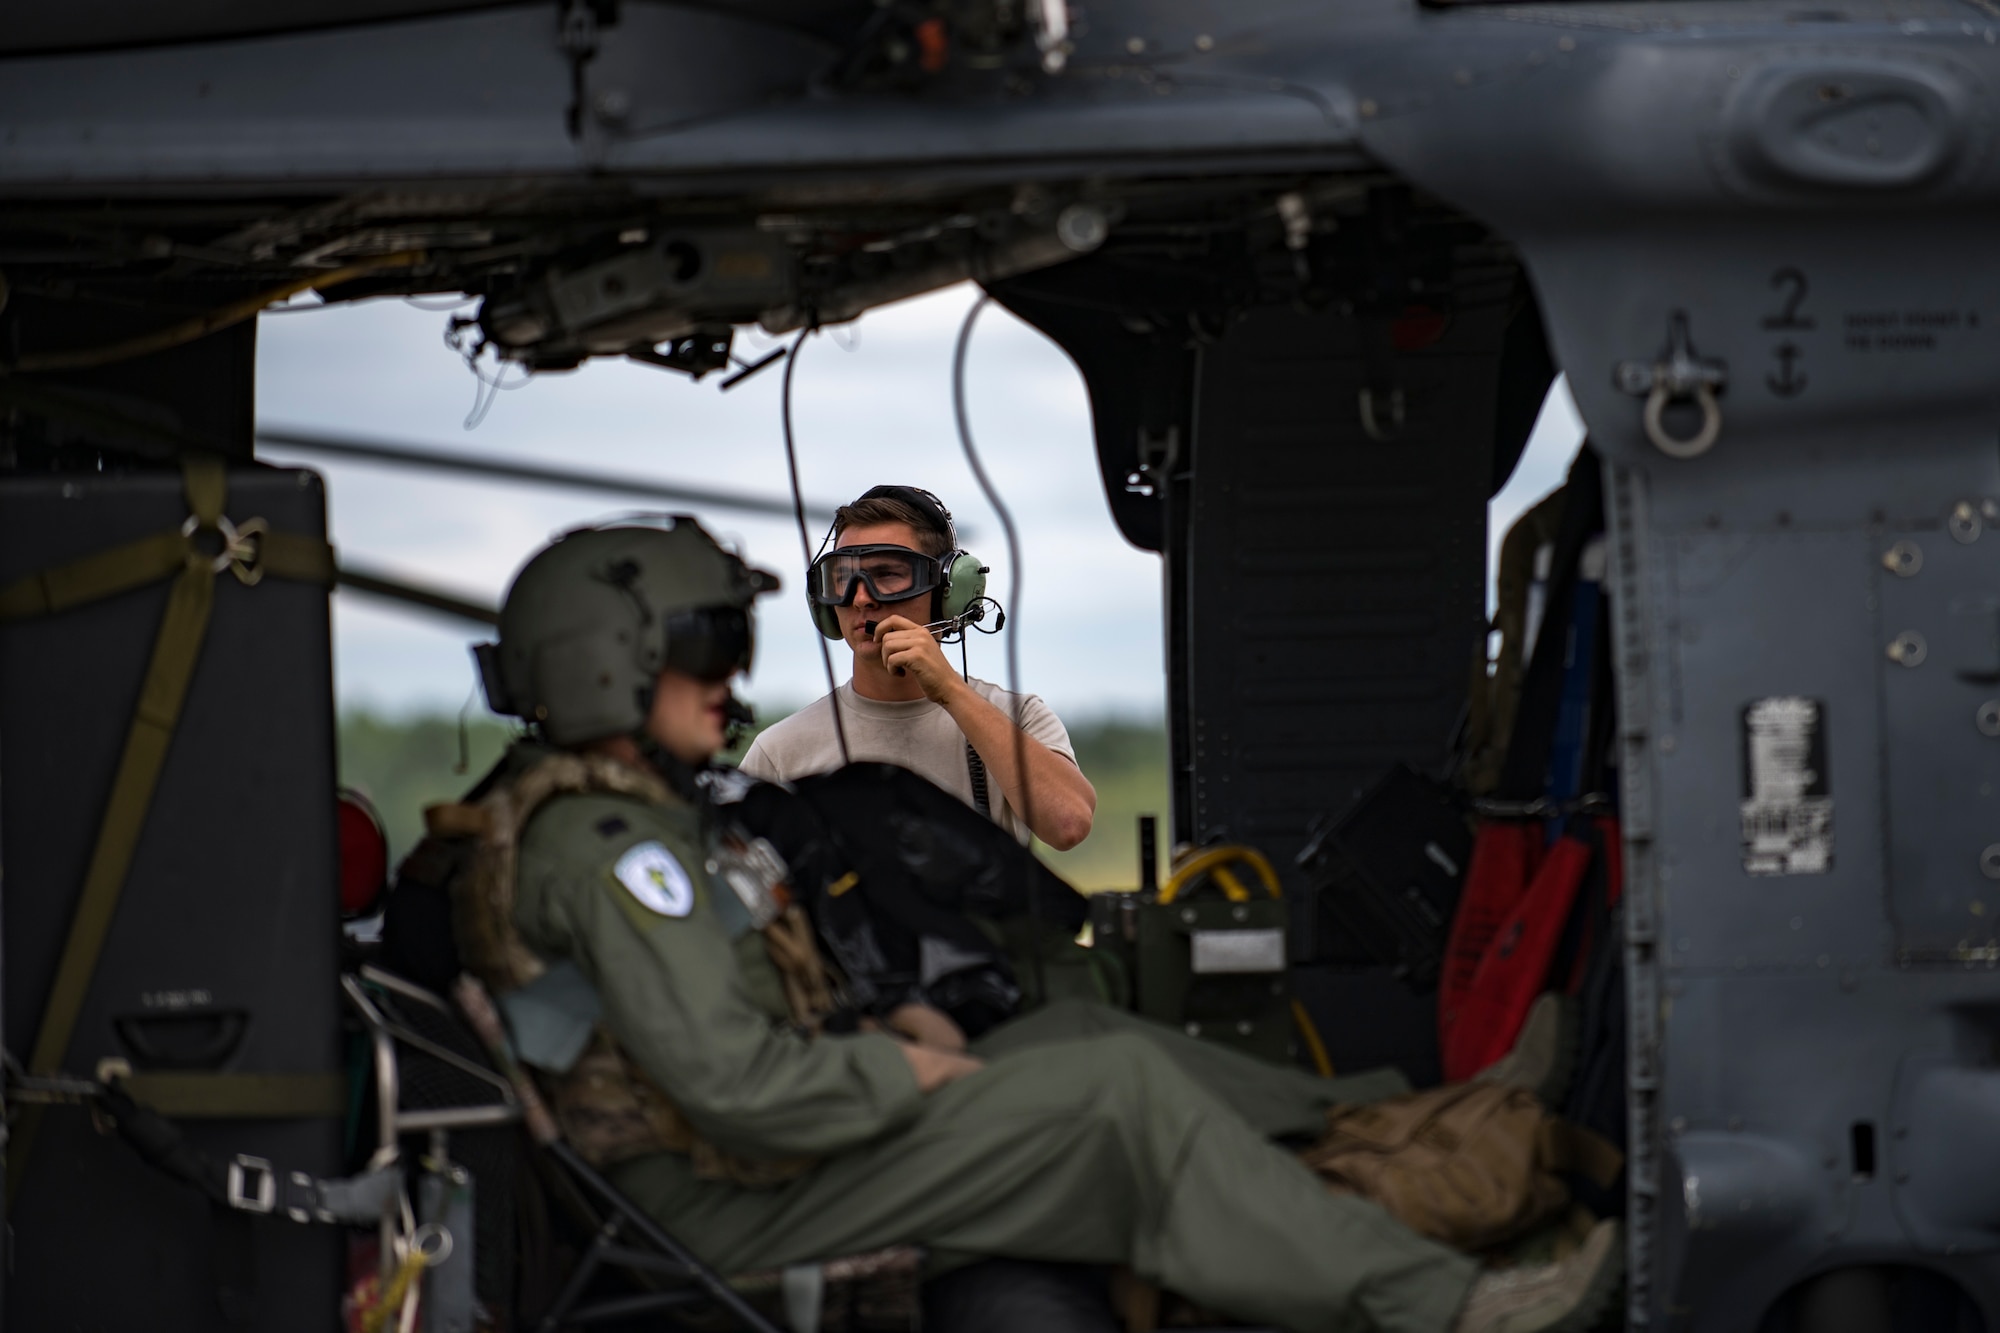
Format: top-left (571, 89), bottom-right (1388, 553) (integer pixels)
top-left (738, 485), bottom-right (1095, 850)
top-left (457, 519), bottom-right (1620, 1333)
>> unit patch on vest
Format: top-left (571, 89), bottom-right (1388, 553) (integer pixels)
top-left (612, 841), bottom-right (695, 917)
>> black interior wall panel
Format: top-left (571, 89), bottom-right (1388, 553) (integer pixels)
top-left (1182, 304), bottom-right (1498, 876)
top-left (0, 468), bottom-right (344, 1332)
top-left (1181, 304), bottom-right (1500, 1081)
top-left (993, 269), bottom-right (1511, 1080)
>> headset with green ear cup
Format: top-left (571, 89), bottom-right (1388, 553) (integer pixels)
top-left (807, 485), bottom-right (989, 641)
top-left (939, 551), bottom-right (987, 620)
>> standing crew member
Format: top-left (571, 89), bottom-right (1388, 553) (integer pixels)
top-left (456, 519), bottom-right (1621, 1333)
top-left (739, 485), bottom-right (1095, 849)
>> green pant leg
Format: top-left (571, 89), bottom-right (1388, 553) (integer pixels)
top-left (974, 998), bottom-right (1411, 1138)
top-left (612, 1032), bottom-right (1473, 1333)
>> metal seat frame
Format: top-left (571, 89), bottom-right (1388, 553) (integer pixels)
top-left (343, 964), bottom-right (783, 1333)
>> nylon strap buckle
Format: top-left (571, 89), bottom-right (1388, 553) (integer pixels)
top-left (226, 1155), bottom-right (276, 1214)
top-left (284, 1169), bottom-right (330, 1226)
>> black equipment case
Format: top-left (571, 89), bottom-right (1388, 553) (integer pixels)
top-left (0, 467), bottom-right (344, 1331)
top-left (1297, 764), bottom-right (1472, 990)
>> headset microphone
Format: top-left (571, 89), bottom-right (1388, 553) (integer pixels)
top-left (862, 607), bottom-right (993, 676)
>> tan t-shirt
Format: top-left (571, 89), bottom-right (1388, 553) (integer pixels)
top-left (737, 678), bottom-right (1077, 843)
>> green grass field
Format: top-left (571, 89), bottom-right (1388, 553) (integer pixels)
top-left (338, 709), bottom-right (1168, 891)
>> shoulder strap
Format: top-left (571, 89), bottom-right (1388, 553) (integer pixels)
top-left (1496, 448), bottom-right (1605, 802)
top-left (452, 753), bottom-right (673, 992)
top-left (966, 742), bottom-right (991, 816)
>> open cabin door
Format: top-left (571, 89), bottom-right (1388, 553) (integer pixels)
top-left (996, 201), bottom-right (1553, 1083)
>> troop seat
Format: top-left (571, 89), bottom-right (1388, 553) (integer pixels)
top-left (347, 963), bottom-right (926, 1333)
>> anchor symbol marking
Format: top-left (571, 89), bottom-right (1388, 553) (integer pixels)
top-left (1767, 343), bottom-right (1807, 398)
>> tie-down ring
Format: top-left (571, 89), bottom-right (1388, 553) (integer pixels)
top-left (1616, 311), bottom-right (1729, 460)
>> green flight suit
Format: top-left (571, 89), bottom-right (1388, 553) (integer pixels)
top-left (514, 783), bottom-right (1479, 1333)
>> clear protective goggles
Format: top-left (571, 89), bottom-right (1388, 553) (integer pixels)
top-left (662, 605), bottom-right (754, 682)
top-left (807, 544), bottom-right (942, 607)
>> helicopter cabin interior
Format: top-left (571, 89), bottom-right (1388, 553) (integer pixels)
top-left (0, 158), bottom-right (1570, 1333)
top-left (8, 1), bottom-right (2000, 1330)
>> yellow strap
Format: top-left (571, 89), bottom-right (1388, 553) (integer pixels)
top-left (119, 1071), bottom-right (348, 1119)
top-left (360, 1246), bottom-right (431, 1333)
top-left (1157, 844), bottom-right (1284, 904)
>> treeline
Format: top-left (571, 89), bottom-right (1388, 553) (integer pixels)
top-left (338, 709), bottom-right (1168, 890)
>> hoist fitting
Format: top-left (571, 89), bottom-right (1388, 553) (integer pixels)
top-left (1615, 311), bottom-right (1727, 460)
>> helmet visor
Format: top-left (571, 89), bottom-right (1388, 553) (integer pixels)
top-left (663, 605), bottom-right (755, 682)
top-left (808, 545), bottom-right (942, 607)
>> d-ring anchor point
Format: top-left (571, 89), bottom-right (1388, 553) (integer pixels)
top-left (411, 1222), bottom-right (454, 1266)
top-left (1616, 310), bottom-right (1728, 460)
top-left (1644, 382), bottom-right (1722, 459)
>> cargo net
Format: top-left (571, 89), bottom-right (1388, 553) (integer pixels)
top-left (368, 984), bottom-right (520, 1324)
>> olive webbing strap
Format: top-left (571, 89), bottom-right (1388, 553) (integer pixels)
top-left (0, 494), bottom-right (337, 621)
top-left (256, 528), bottom-right (339, 585)
top-left (0, 529), bottom-right (190, 621)
top-left (7, 457), bottom-right (224, 1202)
top-left (120, 1071), bottom-right (348, 1119)
top-left (4, 457), bottom-right (335, 1203)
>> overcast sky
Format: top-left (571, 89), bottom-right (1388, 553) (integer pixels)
top-left (255, 285), bottom-right (1583, 724)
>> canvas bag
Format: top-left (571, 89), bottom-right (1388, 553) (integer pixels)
top-left (1301, 1082), bottom-right (1621, 1253)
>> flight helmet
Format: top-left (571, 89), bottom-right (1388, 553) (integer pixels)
top-left (475, 519), bottom-right (779, 746)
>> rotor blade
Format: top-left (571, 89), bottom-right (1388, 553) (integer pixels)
top-left (256, 425), bottom-right (837, 522)
top-left (336, 563), bottom-right (499, 627)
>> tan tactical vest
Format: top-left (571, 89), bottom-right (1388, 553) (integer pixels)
top-left (434, 751), bottom-right (832, 1187)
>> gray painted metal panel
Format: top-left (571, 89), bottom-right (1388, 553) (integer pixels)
top-left (1659, 530), bottom-right (1886, 970)
top-left (1343, 8), bottom-right (2000, 1321)
top-left (1878, 525), bottom-right (2000, 963)
top-left (0, 2), bottom-right (1364, 190)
